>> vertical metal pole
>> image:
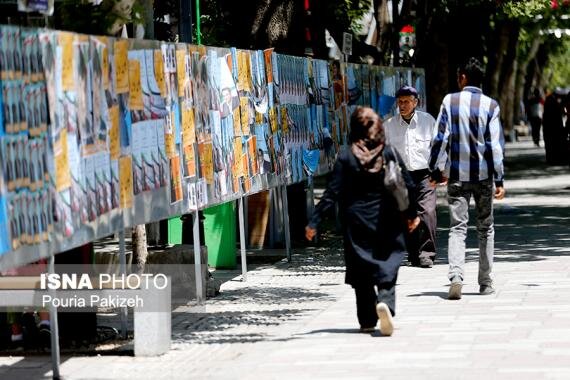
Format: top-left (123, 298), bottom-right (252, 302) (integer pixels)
top-left (48, 254), bottom-right (60, 380)
top-left (238, 197), bottom-right (247, 281)
top-left (195, 0), bottom-right (202, 44)
top-left (118, 230), bottom-right (128, 339)
top-left (281, 185), bottom-right (292, 262)
top-left (268, 189), bottom-right (275, 247)
top-left (193, 210), bottom-right (203, 303)
top-left (306, 177), bottom-right (316, 242)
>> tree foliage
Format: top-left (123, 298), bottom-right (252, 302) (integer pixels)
top-left (56, 0), bottom-right (145, 36)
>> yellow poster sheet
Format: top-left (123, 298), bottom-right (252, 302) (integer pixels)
top-left (181, 107), bottom-right (196, 147)
top-left (176, 49), bottom-right (187, 98)
top-left (109, 106), bottom-right (120, 160)
top-left (128, 59), bottom-right (144, 110)
top-left (55, 129), bottom-right (71, 191)
top-left (198, 142), bottom-right (214, 184)
top-left (59, 32), bottom-right (75, 92)
top-left (154, 50), bottom-right (167, 97)
top-left (114, 39), bottom-right (129, 94)
top-left (119, 155), bottom-right (133, 208)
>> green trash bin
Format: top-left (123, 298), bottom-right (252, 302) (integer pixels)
top-left (203, 201), bottom-right (237, 269)
top-left (167, 217), bottom-right (183, 245)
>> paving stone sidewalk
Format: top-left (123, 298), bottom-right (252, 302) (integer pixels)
top-left (1, 140), bottom-right (570, 379)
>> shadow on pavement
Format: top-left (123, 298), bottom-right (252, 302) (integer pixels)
top-left (435, 204), bottom-right (570, 264)
top-left (172, 308), bottom-right (316, 344)
top-left (299, 328), bottom-right (360, 335)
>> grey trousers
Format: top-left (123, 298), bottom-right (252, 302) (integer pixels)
top-left (447, 179), bottom-right (494, 286)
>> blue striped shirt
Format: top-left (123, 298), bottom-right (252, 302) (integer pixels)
top-left (429, 86), bottom-right (504, 186)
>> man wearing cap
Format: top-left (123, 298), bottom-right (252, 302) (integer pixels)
top-left (384, 85), bottom-right (438, 268)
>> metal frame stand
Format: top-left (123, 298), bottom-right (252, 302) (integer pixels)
top-left (281, 185), bottom-right (292, 262)
top-left (192, 210), bottom-right (203, 303)
top-left (48, 254), bottom-right (61, 380)
top-left (238, 197), bottom-right (247, 281)
top-left (118, 230), bottom-right (128, 339)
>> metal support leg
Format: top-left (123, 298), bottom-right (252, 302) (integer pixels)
top-left (193, 210), bottom-right (203, 303)
top-left (48, 254), bottom-right (61, 380)
top-left (238, 197), bottom-right (247, 282)
top-left (118, 230), bottom-right (128, 339)
top-left (281, 185), bottom-right (292, 262)
top-left (306, 177), bottom-right (316, 242)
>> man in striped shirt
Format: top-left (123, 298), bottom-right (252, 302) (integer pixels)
top-left (429, 57), bottom-right (505, 300)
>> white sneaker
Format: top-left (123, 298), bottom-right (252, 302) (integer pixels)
top-left (376, 303), bottom-right (394, 336)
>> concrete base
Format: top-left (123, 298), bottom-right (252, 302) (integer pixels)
top-left (144, 244), bottom-right (208, 304)
top-left (134, 282), bottom-right (171, 356)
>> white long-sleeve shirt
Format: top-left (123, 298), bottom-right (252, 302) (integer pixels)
top-left (384, 110), bottom-right (437, 171)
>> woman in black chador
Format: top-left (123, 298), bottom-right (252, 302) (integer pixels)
top-left (305, 107), bottom-right (419, 336)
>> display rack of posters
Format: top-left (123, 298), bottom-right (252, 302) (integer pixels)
top-left (0, 24), bottom-right (426, 271)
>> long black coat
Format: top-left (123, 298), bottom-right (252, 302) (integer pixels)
top-left (309, 145), bottom-right (417, 287)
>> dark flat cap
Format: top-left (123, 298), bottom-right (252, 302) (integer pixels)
top-left (395, 85), bottom-right (418, 98)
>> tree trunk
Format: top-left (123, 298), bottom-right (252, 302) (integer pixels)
top-left (374, 0), bottom-right (391, 64)
top-left (391, 0), bottom-right (399, 65)
top-left (487, 20), bottom-right (512, 100)
top-left (132, 224), bottom-right (148, 274)
top-left (142, 0), bottom-right (154, 39)
top-left (514, 36), bottom-right (542, 125)
top-left (495, 21), bottom-right (520, 138)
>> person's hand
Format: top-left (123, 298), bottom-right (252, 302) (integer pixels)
top-left (305, 226), bottom-right (317, 241)
top-left (495, 186), bottom-right (505, 200)
top-left (429, 174), bottom-right (448, 187)
top-left (407, 217), bottom-right (420, 233)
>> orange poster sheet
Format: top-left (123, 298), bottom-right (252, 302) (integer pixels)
top-left (198, 142), bottom-right (214, 184)
top-left (183, 144), bottom-right (196, 178)
top-left (264, 48), bottom-right (274, 84)
top-left (169, 155), bottom-right (183, 203)
top-left (248, 136), bottom-right (258, 177)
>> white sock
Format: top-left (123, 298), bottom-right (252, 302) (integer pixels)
top-left (39, 320), bottom-right (50, 328)
top-left (11, 333), bottom-right (23, 342)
